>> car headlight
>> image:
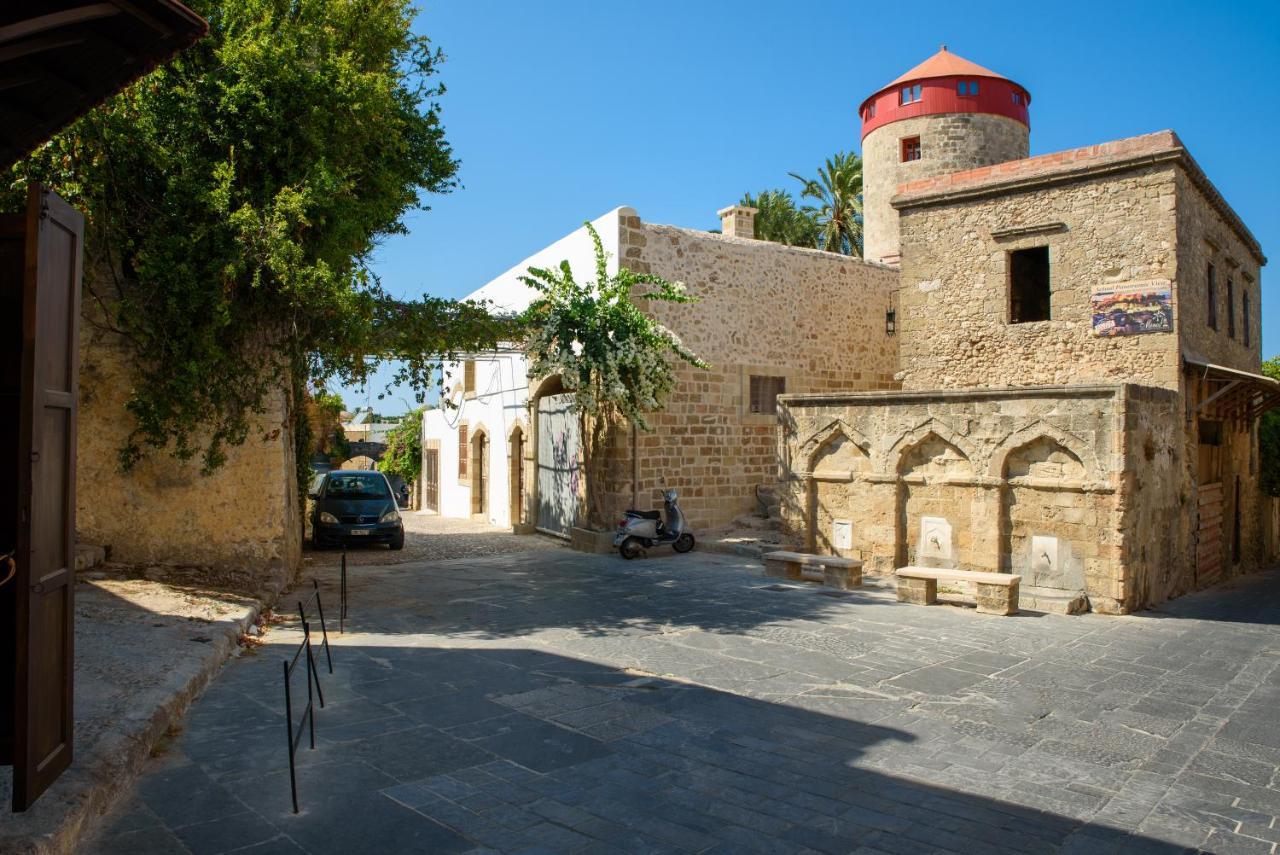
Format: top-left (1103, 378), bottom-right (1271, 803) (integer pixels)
top-left (319, 511), bottom-right (339, 524)
top-left (380, 509), bottom-right (400, 524)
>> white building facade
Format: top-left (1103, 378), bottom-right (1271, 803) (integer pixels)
top-left (420, 208), bottom-right (630, 529)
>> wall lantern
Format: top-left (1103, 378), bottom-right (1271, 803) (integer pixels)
top-left (885, 307), bottom-right (897, 336)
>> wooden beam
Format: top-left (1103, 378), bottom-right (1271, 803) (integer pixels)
top-left (0, 4), bottom-right (120, 45)
top-left (0, 35), bottom-right (88, 65)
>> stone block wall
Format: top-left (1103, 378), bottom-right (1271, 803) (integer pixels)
top-left (862, 113), bottom-right (1028, 264)
top-left (77, 320), bottom-right (301, 591)
top-left (894, 162), bottom-right (1182, 392)
top-left (600, 217), bottom-right (900, 530)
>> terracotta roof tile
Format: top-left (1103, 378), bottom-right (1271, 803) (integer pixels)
top-left (885, 46), bottom-right (1010, 88)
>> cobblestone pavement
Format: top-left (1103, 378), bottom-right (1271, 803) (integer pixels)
top-left (88, 550), bottom-right (1280, 854)
top-left (303, 511), bottom-right (568, 568)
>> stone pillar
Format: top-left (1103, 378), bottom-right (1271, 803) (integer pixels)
top-left (717, 204), bottom-right (758, 240)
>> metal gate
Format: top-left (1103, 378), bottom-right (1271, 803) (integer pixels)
top-left (423, 449), bottom-right (438, 512)
top-left (536, 394), bottom-right (581, 537)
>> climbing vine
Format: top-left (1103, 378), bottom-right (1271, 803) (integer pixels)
top-left (4, 0), bottom-right (511, 480)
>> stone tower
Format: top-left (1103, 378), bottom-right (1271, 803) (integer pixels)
top-left (860, 46), bottom-right (1030, 264)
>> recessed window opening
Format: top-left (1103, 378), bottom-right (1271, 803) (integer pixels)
top-left (1207, 263), bottom-right (1218, 330)
top-left (900, 84), bottom-right (922, 105)
top-left (901, 136), bottom-right (921, 162)
top-left (1011, 91), bottom-right (1024, 106)
top-left (867, 102), bottom-right (877, 119)
top-left (1009, 246), bottom-right (1051, 323)
top-left (749, 375), bottom-right (786, 415)
top-left (1227, 277), bottom-right (1236, 339)
top-left (1244, 289), bottom-right (1252, 346)
top-left (957, 80), bottom-right (979, 96)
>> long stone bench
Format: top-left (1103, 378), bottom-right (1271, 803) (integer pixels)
top-left (763, 551), bottom-right (862, 590)
top-left (896, 566), bottom-right (1021, 616)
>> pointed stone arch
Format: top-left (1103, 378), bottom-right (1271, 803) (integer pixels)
top-left (989, 420), bottom-right (1096, 481)
top-left (796, 419), bottom-right (872, 479)
top-left (888, 419), bottom-right (977, 478)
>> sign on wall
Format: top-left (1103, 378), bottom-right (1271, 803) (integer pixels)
top-left (1090, 279), bottom-right (1173, 337)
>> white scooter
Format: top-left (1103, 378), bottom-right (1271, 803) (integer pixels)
top-left (614, 488), bottom-right (696, 559)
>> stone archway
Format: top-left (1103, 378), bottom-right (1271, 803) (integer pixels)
top-left (894, 431), bottom-right (976, 569)
top-left (508, 421), bottom-right (527, 528)
top-left (999, 434), bottom-right (1090, 591)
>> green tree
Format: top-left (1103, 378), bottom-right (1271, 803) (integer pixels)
top-left (740, 189), bottom-right (818, 248)
top-left (5, 0), bottom-right (510, 488)
top-left (789, 151), bottom-right (865, 257)
top-left (1260, 357), bottom-right (1280, 497)
top-left (380, 406), bottom-right (425, 487)
top-left (519, 222), bottom-right (707, 524)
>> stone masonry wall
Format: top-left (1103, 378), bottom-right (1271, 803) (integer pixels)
top-left (863, 113), bottom-right (1028, 264)
top-left (604, 217), bottom-right (900, 530)
top-left (895, 163), bottom-right (1181, 391)
top-left (77, 318), bottom-right (301, 591)
top-left (777, 386), bottom-right (1135, 613)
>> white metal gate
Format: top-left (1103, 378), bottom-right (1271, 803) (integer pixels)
top-left (536, 393), bottom-right (581, 537)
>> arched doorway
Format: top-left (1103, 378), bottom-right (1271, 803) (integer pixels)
top-left (509, 424), bottom-right (526, 526)
top-left (470, 427), bottom-right (489, 517)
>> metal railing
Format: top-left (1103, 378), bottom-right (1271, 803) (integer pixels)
top-left (281, 621), bottom-right (317, 814)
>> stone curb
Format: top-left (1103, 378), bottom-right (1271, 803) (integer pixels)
top-left (0, 594), bottom-right (265, 855)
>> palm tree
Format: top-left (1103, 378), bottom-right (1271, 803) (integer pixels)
top-left (740, 189), bottom-right (819, 248)
top-left (789, 152), bottom-right (864, 257)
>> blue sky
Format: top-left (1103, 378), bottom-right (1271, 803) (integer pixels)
top-left (336, 0), bottom-right (1280, 414)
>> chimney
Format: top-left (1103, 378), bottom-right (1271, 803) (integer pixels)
top-left (717, 204), bottom-right (758, 240)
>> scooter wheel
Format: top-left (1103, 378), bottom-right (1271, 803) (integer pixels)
top-left (619, 537), bottom-right (644, 560)
top-left (673, 533), bottom-right (695, 553)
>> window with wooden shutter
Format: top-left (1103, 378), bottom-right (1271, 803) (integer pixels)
top-left (749, 376), bottom-right (786, 415)
top-left (458, 423), bottom-right (468, 479)
top-left (463, 360), bottom-right (476, 394)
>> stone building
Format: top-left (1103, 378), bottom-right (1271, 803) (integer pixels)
top-left (423, 207), bottom-right (900, 537)
top-left (778, 49), bottom-right (1273, 614)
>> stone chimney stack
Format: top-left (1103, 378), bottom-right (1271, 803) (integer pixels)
top-left (717, 204), bottom-right (758, 239)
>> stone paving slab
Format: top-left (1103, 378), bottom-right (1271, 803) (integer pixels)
top-left (84, 550), bottom-right (1280, 854)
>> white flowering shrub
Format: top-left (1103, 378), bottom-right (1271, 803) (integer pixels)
top-left (519, 222), bottom-right (708, 430)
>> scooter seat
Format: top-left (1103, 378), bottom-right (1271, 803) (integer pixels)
top-left (626, 509), bottom-right (661, 520)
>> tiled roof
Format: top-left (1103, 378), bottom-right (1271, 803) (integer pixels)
top-left (885, 46), bottom-right (1010, 88)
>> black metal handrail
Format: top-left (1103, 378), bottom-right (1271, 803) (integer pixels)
top-left (298, 578), bottom-right (333, 678)
top-left (282, 620), bottom-right (317, 814)
top-left (339, 551), bottom-right (348, 633)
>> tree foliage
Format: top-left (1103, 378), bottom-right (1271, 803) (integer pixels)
top-left (739, 189), bottom-right (818, 248)
top-left (519, 223), bottom-right (707, 430)
top-left (789, 151), bottom-right (865, 257)
top-left (379, 406), bottom-right (425, 487)
top-left (4, 0), bottom-right (511, 479)
top-left (1260, 358), bottom-right (1280, 497)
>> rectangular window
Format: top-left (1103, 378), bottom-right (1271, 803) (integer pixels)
top-left (1207, 263), bottom-right (1217, 330)
top-left (900, 84), bottom-right (921, 105)
top-left (749, 375), bottom-right (786, 415)
top-left (1227, 278), bottom-right (1236, 339)
top-left (1198, 419), bottom-right (1223, 484)
top-left (463, 359), bottom-right (476, 394)
top-left (1011, 91), bottom-right (1023, 105)
top-left (1244, 289), bottom-right (1252, 346)
top-left (867, 102), bottom-right (877, 118)
top-left (1009, 246), bottom-right (1051, 323)
top-left (901, 136), bottom-right (921, 162)
top-left (957, 80), bottom-right (979, 96)
top-left (458, 423), bottom-right (468, 479)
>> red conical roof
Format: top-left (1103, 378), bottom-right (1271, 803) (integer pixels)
top-left (885, 45), bottom-right (1011, 88)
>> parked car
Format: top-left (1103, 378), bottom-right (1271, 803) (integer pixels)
top-left (309, 471), bottom-right (404, 550)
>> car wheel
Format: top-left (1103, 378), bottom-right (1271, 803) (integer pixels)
top-left (673, 533), bottom-right (695, 553)
top-left (619, 537), bottom-right (644, 560)
top-left (390, 529), bottom-right (405, 551)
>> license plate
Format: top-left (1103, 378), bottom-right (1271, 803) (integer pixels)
top-left (350, 528), bottom-right (371, 536)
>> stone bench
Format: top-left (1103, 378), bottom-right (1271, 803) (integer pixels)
top-left (896, 566), bottom-right (1021, 616)
top-left (763, 551), bottom-right (862, 590)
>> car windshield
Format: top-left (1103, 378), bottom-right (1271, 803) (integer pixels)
top-left (324, 474), bottom-right (392, 500)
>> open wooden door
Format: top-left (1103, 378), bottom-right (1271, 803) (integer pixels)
top-left (8, 184), bottom-right (83, 812)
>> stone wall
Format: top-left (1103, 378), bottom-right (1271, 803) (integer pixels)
top-left (604, 217), bottom-right (900, 530)
top-left (894, 162), bottom-right (1182, 391)
top-left (778, 386), bottom-right (1133, 611)
top-left (77, 319), bottom-right (300, 591)
top-left (862, 113), bottom-right (1028, 264)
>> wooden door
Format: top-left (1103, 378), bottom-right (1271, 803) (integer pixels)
top-left (536, 394), bottom-right (581, 536)
top-left (474, 435), bottom-right (488, 515)
top-left (12, 185), bottom-right (83, 811)
top-left (1196, 482), bottom-right (1224, 588)
top-left (423, 449), bottom-right (438, 512)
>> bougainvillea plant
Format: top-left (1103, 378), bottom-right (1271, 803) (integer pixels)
top-left (519, 222), bottom-right (708, 429)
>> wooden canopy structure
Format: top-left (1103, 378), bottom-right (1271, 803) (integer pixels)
top-left (0, 0), bottom-right (207, 168)
top-left (1187, 352), bottom-right (1280, 425)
